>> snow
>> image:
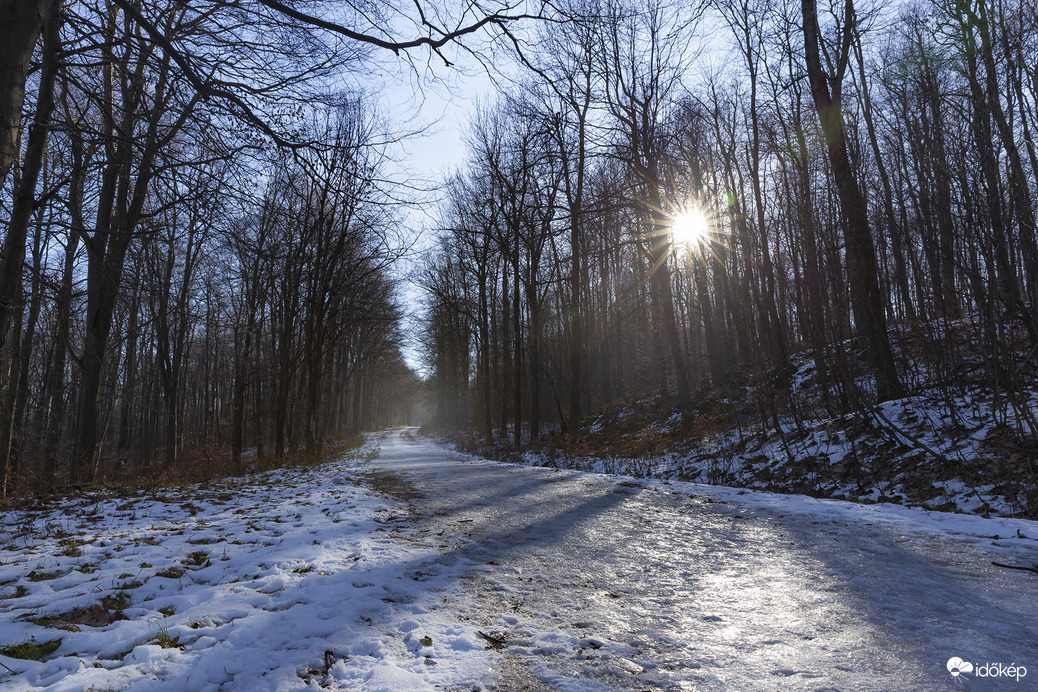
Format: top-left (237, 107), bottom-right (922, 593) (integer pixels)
top-left (0, 436), bottom-right (498, 691)
top-left (504, 382), bottom-right (1036, 518)
top-left (2, 429), bottom-right (1037, 690)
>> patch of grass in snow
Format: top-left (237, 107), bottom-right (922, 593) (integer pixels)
top-left (0, 636), bottom-right (62, 660)
top-left (146, 627), bottom-right (182, 649)
top-left (155, 566), bottom-right (185, 579)
top-left (180, 502), bottom-right (202, 516)
top-left (56, 538), bottom-right (83, 557)
top-left (48, 527), bottom-right (74, 540)
top-left (102, 592), bottom-right (131, 616)
top-left (27, 568), bottom-right (61, 582)
top-left (15, 600), bottom-right (128, 631)
top-left (182, 550), bottom-right (210, 567)
top-left (186, 536), bottom-right (218, 545)
top-left (17, 613), bottom-right (80, 632)
top-left (299, 650), bottom-right (341, 686)
top-left (2, 585), bottom-right (28, 599)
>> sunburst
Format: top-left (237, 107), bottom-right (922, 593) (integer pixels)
top-left (671, 207), bottom-right (709, 246)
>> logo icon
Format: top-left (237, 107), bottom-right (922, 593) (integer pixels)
top-left (948, 657), bottom-right (974, 677)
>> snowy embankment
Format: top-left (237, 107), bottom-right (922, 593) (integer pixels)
top-left (1, 429), bottom-right (1036, 690)
top-left (0, 435), bottom-right (498, 691)
top-left (488, 348), bottom-right (1038, 519)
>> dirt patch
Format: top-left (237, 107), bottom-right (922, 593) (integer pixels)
top-left (18, 601), bottom-right (129, 632)
top-left (357, 470), bottom-right (425, 502)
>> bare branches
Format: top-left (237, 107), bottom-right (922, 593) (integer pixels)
top-left (252, 0), bottom-right (539, 64)
top-left (102, 0), bottom-right (548, 149)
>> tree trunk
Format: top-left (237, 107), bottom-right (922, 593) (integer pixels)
top-left (478, 270), bottom-right (492, 435)
top-left (0, 0), bottom-right (60, 355)
top-left (119, 277), bottom-right (140, 451)
top-left (0, 0), bottom-right (52, 189)
top-left (853, 29), bottom-right (918, 321)
top-left (1, 154), bottom-right (46, 495)
top-left (802, 0), bottom-right (902, 401)
top-left (973, 0), bottom-right (1038, 307)
top-left (646, 184), bottom-right (693, 419)
top-left (746, 57), bottom-right (786, 364)
top-left (74, 215), bottom-right (138, 483)
top-left (958, 0), bottom-right (1038, 347)
top-left (501, 265), bottom-right (511, 433)
top-left (512, 252), bottom-right (522, 448)
top-left (43, 228), bottom-right (78, 477)
top-left (529, 283), bottom-right (541, 442)
top-left (231, 325), bottom-right (251, 464)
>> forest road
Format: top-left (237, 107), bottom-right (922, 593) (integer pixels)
top-left (366, 429), bottom-right (1038, 691)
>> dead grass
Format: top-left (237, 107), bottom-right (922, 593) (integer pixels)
top-left (16, 600), bottom-right (129, 631)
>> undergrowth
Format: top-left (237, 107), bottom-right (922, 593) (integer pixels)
top-left (1, 434), bottom-right (366, 507)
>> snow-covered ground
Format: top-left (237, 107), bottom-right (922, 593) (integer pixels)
top-left (0, 436), bottom-right (497, 691)
top-left (1, 429), bottom-right (1036, 690)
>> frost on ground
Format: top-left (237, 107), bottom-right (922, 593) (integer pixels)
top-left (402, 432), bottom-right (1038, 691)
top-left (1, 429), bottom-right (1037, 690)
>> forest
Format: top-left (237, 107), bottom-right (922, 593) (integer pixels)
top-left (0, 0), bottom-right (461, 492)
top-left (2, 2), bottom-right (1037, 688)
top-left (419, 0), bottom-right (1038, 514)
top-left (2, 0), bottom-right (1037, 512)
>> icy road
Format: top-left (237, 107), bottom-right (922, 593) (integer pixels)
top-left (0, 428), bottom-right (1036, 691)
top-left (369, 430), bottom-right (1038, 691)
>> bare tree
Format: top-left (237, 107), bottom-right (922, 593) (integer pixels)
top-left (801, 0), bottom-right (902, 401)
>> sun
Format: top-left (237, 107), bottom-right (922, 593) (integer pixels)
top-left (671, 208), bottom-right (709, 246)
